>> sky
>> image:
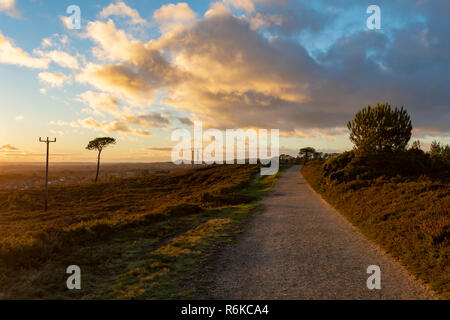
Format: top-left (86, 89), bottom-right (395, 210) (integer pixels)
top-left (0, 0), bottom-right (449, 162)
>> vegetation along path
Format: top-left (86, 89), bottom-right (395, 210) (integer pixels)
top-left (210, 165), bottom-right (437, 299)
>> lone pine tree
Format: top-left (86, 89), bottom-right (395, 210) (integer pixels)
top-left (347, 103), bottom-right (412, 155)
top-left (86, 137), bottom-right (116, 182)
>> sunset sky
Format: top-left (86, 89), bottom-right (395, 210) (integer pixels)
top-left (0, 0), bottom-right (449, 162)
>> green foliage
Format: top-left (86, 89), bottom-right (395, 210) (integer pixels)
top-left (86, 137), bottom-right (117, 182)
top-left (299, 147), bottom-right (316, 163)
top-left (323, 151), bottom-right (355, 177)
top-left (322, 149), bottom-right (435, 183)
top-left (430, 141), bottom-right (450, 169)
top-left (347, 103), bottom-right (412, 154)
top-left (410, 140), bottom-right (421, 150)
top-left (86, 137), bottom-right (116, 152)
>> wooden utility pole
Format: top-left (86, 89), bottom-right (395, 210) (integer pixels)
top-left (39, 137), bottom-right (56, 211)
top-left (191, 148), bottom-right (202, 167)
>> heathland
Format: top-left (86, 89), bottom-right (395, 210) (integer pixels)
top-left (0, 164), bottom-right (284, 299)
top-left (302, 151), bottom-right (449, 298)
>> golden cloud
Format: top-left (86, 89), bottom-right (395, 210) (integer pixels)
top-left (79, 117), bottom-right (151, 136)
top-left (77, 91), bottom-right (120, 116)
top-left (0, 0), bottom-right (18, 17)
top-left (35, 49), bottom-right (79, 69)
top-left (38, 71), bottom-right (68, 87)
top-left (99, 1), bottom-right (147, 25)
top-left (0, 31), bottom-right (48, 69)
top-left (0, 144), bottom-right (19, 152)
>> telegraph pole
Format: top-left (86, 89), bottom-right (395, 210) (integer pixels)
top-left (191, 148), bottom-right (202, 167)
top-left (39, 137), bottom-right (56, 211)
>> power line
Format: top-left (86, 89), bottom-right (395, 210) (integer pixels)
top-left (39, 137), bottom-right (56, 212)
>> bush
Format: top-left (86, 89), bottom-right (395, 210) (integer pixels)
top-left (322, 149), bottom-right (432, 183)
top-left (430, 141), bottom-right (450, 172)
top-left (323, 151), bottom-right (355, 177)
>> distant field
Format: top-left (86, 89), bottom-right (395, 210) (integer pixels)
top-left (0, 162), bottom-right (192, 190)
top-left (0, 164), bottom-right (285, 299)
top-left (302, 161), bottom-right (450, 299)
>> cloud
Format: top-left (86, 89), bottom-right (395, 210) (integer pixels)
top-left (248, 12), bottom-right (283, 30)
top-left (50, 129), bottom-right (65, 136)
top-left (79, 117), bottom-right (151, 136)
top-left (39, 33), bottom-right (69, 50)
top-left (60, 16), bottom-right (74, 30)
top-left (76, 90), bottom-right (172, 133)
top-left (223, 0), bottom-right (255, 13)
top-left (35, 50), bottom-right (79, 69)
top-left (147, 146), bottom-right (173, 152)
top-left (204, 2), bottom-right (232, 18)
top-left (153, 2), bottom-right (197, 33)
top-left (77, 91), bottom-right (120, 116)
top-left (15, 115), bottom-right (23, 121)
top-left (76, 63), bottom-right (158, 106)
top-left (79, 8), bottom-right (320, 134)
top-left (84, 19), bottom-right (135, 62)
top-left (155, 3), bottom-right (450, 135)
top-left (63, 5), bottom-right (371, 135)
top-left (0, 0), bottom-right (19, 17)
top-left (41, 37), bottom-right (53, 48)
top-left (0, 31), bottom-right (48, 68)
top-left (38, 72), bottom-right (69, 87)
top-left (49, 120), bottom-right (80, 128)
top-left (124, 112), bottom-right (170, 128)
top-left (99, 1), bottom-right (147, 25)
top-left (177, 117), bottom-right (194, 126)
top-left (151, 12), bottom-right (324, 132)
top-left (0, 144), bottom-right (19, 152)
top-left (4, 0), bottom-right (450, 141)
top-left (76, 19), bottom-right (185, 106)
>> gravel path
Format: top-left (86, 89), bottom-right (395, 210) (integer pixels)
top-left (210, 165), bottom-right (437, 299)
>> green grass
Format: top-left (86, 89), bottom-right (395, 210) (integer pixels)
top-left (302, 161), bottom-right (449, 299)
top-left (0, 164), bottom-right (289, 299)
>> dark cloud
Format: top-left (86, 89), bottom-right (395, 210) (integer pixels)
top-left (124, 112), bottom-right (170, 128)
top-left (177, 117), bottom-right (194, 126)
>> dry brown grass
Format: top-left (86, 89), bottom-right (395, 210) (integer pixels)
top-left (0, 164), bottom-right (292, 299)
top-left (0, 165), bottom-right (258, 268)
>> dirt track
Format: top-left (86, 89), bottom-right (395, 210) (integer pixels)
top-left (210, 166), bottom-right (437, 299)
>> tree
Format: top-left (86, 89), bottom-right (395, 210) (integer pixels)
top-left (86, 137), bottom-right (116, 182)
top-left (410, 140), bottom-right (421, 150)
top-left (299, 147), bottom-right (316, 164)
top-left (313, 151), bottom-right (323, 160)
top-left (347, 103), bottom-right (412, 154)
top-left (430, 140), bottom-right (450, 161)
